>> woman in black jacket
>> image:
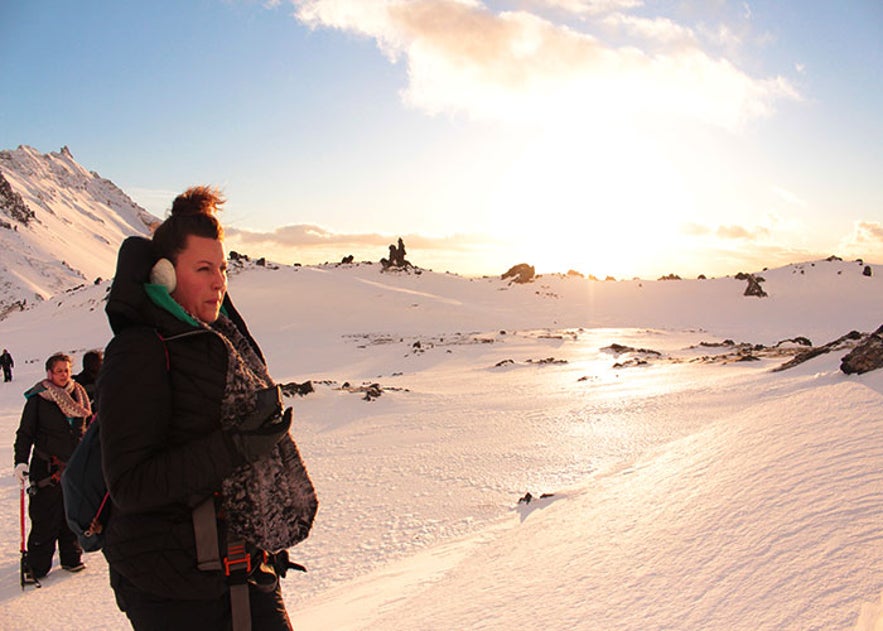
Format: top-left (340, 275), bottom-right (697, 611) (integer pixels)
top-left (14, 352), bottom-right (91, 580)
top-left (98, 187), bottom-right (316, 630)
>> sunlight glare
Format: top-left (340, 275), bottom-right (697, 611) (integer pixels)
top-left (490, 124), bottom-right (694, 278)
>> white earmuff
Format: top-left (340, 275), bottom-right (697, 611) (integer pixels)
top-left (149, 258), bottom-right (177, 293)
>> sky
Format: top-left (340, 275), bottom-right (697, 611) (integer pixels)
top-left (1, 0), bottom-right (882, 279)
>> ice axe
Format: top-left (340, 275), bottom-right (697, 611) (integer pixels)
top-left (20, 481), bottom-right (40, 589)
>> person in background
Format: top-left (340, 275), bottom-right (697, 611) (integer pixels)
top-left (0, 348), bottom-right (14, 382)
top-left (13, 352), bottom-right (91, 582)
top-left (98, 186), bottom-right (316, 630)
top-left (73, 349), bottom-right (103, 406)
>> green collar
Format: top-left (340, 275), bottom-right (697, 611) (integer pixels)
top-left (144, 283), bottom-right (200, 327)
top-left (143, 284), bottom-right (230, 327)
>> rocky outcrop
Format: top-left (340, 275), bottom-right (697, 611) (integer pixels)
top-left (0, 172), bottom-right (35, 226)
top-left (736, 272), bottom-right (768, 297)
top-left (772, 331), bottom-right (863, 372)
top-left (502, 263), bottom-right (535, 284)
top-left (281, 381), bottom-right (314, 397)
top-left (840, 326), bottom-right (883, 374)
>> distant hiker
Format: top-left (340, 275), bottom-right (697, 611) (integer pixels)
top-left (13, 352), bottom-right (91, 583)
top-left (73, 349), bottom-right (102, 406)
top-left (98, 186), bottom-right (317, 630)
top-left (0, 348), bottom-right (14, 381)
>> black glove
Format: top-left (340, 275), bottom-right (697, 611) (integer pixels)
top-left (229, 386), bottom-right (292, 463)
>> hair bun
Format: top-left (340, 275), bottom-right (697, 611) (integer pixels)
top-left (170, 186), bottom-right (225, 217)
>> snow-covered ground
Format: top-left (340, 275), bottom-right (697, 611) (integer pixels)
top-left (1, 258), bottom-right (882, 630)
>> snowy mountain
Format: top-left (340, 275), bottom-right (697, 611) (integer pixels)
top-left (0, 145), bottom-right (158, 316)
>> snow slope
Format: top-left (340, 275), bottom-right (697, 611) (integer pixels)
top-left (0, 258), bottom-right (882, 630)
top-left (0, 145), bottom-right (156, 313)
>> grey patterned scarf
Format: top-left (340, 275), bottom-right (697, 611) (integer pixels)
top-left (210, 315), bottom-right (318, 553)
top-left (36, 379), bottom-right (92, 420)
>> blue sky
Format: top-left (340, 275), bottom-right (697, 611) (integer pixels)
top-left (1, 1), bottom-right (881, 278)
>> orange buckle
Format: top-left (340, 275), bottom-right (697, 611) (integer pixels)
top-left (223, 543), bottom-right (251, 576)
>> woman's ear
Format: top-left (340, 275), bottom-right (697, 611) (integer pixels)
top-left (149, 258), bottom-right (177, 293)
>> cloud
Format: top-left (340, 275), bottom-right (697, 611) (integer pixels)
top-left (289, 0), bottom-right (799, 130)
top-left (839, 221), bottom-right (883, 260)
top-left (772, 186), bottom-right (807, 207)
top-left (681, 221), bottom-right (770, 241)
top-left (228, 224), bottom-right (490, 248)
top-left (601, 13), bottom-right (697, 48)
top-left (223, 224), bottom-right (506, 273)
top-left (528, 0), bottom-right (644, 17)
top-left (717, 224), bottom-right (770, 240)
top-left (682, 222), bottom-right (711, 236)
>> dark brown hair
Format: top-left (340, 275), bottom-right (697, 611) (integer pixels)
top-left (83, 349), bottom-right (103, 373)
top-left (152, 186), bottom-right (225, 262)
top-left (46, 353), bottom-right (72, 372)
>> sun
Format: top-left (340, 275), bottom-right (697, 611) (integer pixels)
top-left (489, 125), bottom-right (694, 279)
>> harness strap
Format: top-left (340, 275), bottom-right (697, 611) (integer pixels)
top-left (193, 496), bottom-right (221, 571)
top-left (224, 538), bottom-right (252, 631)
top-left (230, 582), bottom-right (252, 631)
top-left (28, 452), bottom-right (65, 490)
top-left (192, 497), bottom-right (252, 631)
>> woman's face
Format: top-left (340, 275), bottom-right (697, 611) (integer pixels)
top-left (47, 360), bottom-right (71, 388)
top-left (171, 235), bottom-right (228, 323)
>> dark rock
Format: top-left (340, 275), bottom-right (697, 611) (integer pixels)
top-left (775, 337), bottom-right (812, 347)
top-left (363, 383), bottom-right (382, 401)
top-left (743, 274), bottom-right (767, 297)
top-left (603, 343), bottom-right (662, 356)
top-left (502, 263), bottom-right (535, 284)
top-left (774, 330), bottom-right (863, 372)
top-left (0, 172), bottom-right (35, 225)
top-left (841, 329), bottom-right (883, 374)
top-left (863, 265), bottom-right (872, 277)
top-left (700, 340), bottom-right (735, 347)
top-left (280, 381), bottom-right (314, 397)
top-left (381, 238), bottom-right (411, 270)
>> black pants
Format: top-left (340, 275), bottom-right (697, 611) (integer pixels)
top-left (27, 482), bottom-right (82, 577)
top-left (110, 568), bottom-right (294, 631)
top-left (3, 367), bottom-right (11, 381)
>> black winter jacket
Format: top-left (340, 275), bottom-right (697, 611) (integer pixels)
top-left (14, 394), bottom-right (85, 484)
top-left (98, 236), bottom-right (261, 599)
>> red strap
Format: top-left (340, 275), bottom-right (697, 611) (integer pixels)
top-left (84, 491), bottom-right (111, 537)
top-left (154, 331), bottom-right (170, 371)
